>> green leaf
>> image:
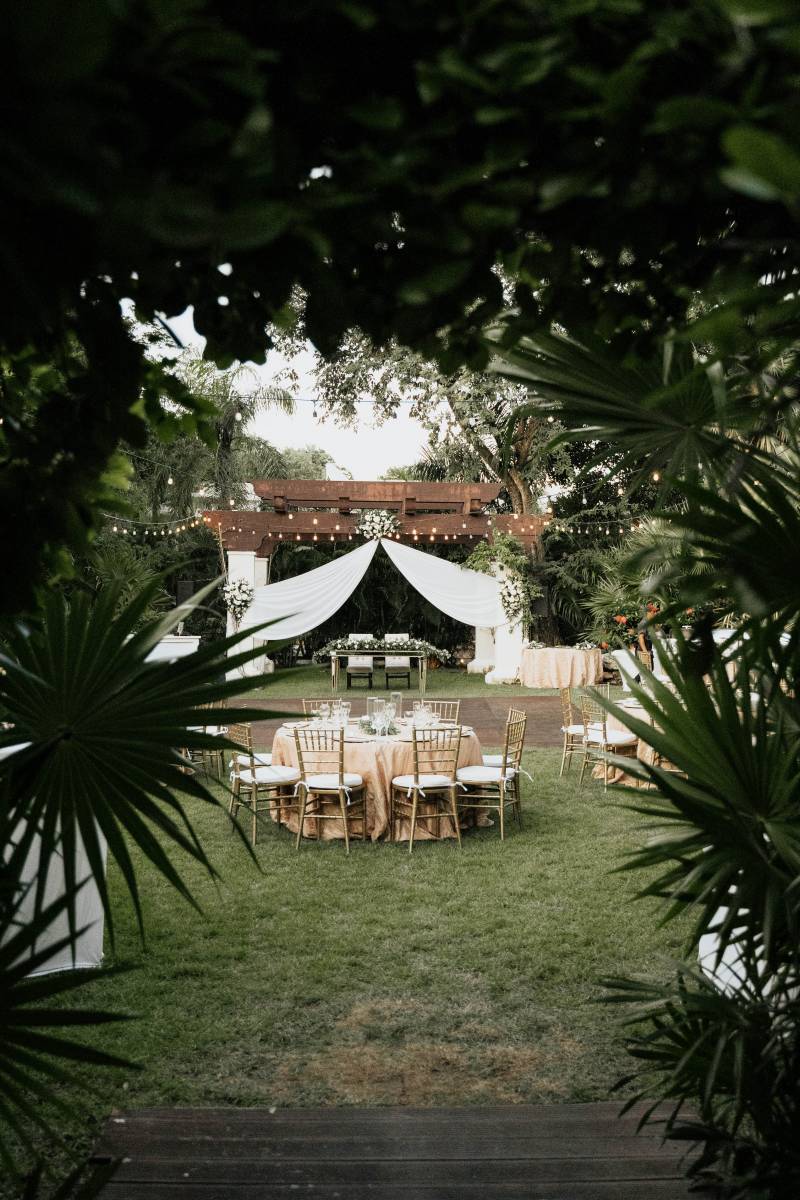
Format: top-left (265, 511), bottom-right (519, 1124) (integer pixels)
top-left (722, 125), bottom-right (800, 202)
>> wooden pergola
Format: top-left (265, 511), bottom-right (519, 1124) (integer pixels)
top-left (204, 480), bottom-right (548, 556)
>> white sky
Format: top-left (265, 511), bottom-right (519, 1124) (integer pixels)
top-left (165, 307), bottom-right (429, 478)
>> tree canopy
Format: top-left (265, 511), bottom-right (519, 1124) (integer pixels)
top-left (4, 0), bottom-right (800, 611)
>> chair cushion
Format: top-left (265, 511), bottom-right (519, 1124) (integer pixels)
top-left (238, 764), bottom-right (300, 785)
top-left (305, 772), bottom-right (363, 790)
top-left (482, 753), bottom-right (512, 767)
top-left (392, 773), bottom-right (453, 790)
top-left (385, 655), bottom-right (411, 668)
top-left (584, 728), bottom-right (637, 747)
top-left (561, 723), bottom-right (585, 736)
top-left (457, 765), bottom-right (516, 784)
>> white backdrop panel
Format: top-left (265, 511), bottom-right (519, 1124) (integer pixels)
top-left (243, 539), bottom-right (379, 640)
top-left (379, 538), bottom-right (506, 628)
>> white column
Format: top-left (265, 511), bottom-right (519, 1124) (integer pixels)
top-left (253, 556), bottom-right (275, 675)
top-left (226, 551), bottom-right (270, 679)
top-left (467, 626), bottom-right (495, 674)
top-left (485, 566), bottom-right (523, 685)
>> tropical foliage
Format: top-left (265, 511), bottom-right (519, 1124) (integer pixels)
top-left (492, 329), bottom-right (800, 1196)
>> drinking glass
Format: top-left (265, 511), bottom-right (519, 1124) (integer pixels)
top-left (367, 696), bottom-right (377, 724)
top-left (412, 700), bottom-right (422, 726)
top-left (385, 702), bottom-right (396, 731)
top-left (318, 702), bottom-right (331, 724)
top-left (390, 691), bottom-right (403, 720)
top-left (374, 699), bottom-right (386, 735)
top-left (341, 702), bottom-right (352, 728)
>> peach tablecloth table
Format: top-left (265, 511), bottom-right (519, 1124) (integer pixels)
top-left (592, 699), bottom-right (658, 786)
top-left (520, 646), bottom-right (603, 689)
top-left (271, 723), bottom-right (483, 842)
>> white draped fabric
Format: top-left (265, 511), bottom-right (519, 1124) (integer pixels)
top-left (242, 539), bottom-right (379, 640)
top-left (378, 538), bottom-right (507, 628)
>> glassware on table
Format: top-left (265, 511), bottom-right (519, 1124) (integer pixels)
top-left (367, 696), bottom-right (377, 724)
top-left (340, 701), bottom-right (352, 728)
top-left (390, 691), bottom-right (403, 720)
top-left (412, 700), bottom-right (422, 726)
top-left (318, 701), bottom-right (331, 724)
top-left (373, 698), bottom-right (386, 735)
top-left (385, 702), bottom-right (396, 731)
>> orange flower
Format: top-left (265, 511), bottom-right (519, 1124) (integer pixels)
top-left (600, 641), bottom-right (609, 650)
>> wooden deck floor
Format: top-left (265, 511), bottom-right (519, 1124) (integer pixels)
top-left (90, 1102), bottom-right (702, 1198)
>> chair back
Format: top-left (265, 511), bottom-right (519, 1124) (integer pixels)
top-left (385, 654), bottom-right (411, 668)
top-left (301, 698), bottom-right (334, 715)
top-left (228, 721), bottom-right (254, 777)
top-left (411, 727), bottom-right (461, 784)
top-left (559, 688), bottom-right (575, 728)
top-left (347, 654), bottom-right (373, 668)
top-left (425, 699), bottom-right (461, 723)
top-left (503, 710), bottom-right (527, 773)
top-left (294, 727), bottom-right (345, 785)
top-left (578, 691), bottom-right (606, 738)
top-left (385, 633), bottom-right (410, 643)
top-left (348, 633), bottom-right (374, 642)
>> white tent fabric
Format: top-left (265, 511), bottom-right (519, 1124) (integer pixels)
top-left (379, 538), bottom-right (507, 628)
top-left (242, 539), bottom-right (379, 640)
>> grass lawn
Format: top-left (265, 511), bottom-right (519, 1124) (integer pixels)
top-left (6, 747), bottom-right (686, 1193)
top-left (251, 662), bottom-right (557, 699)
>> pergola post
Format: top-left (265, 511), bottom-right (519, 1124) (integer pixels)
top-left (226, 550), bottom-right (273, 679)
top-left (467, 626), bottom-right (495, 675)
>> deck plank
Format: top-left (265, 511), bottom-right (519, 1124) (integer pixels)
top-left (90, 1103), bottom-right (703, 1198)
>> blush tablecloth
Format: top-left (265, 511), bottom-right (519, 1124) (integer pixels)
top-left (271, 725), bottom-right (483, 842)
top-left (520, 647), bottom-right (603, 689)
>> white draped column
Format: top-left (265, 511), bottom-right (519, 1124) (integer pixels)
top-left (253, 556), bottom-right (275, 674)
top-left (467, 627), bottom-right (495, 675)
top-left (226, 550), bottom-right (267, 680)
top-left (485, 567), bottom-right (523, 684)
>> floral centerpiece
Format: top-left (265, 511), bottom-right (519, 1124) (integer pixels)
top-left (315, 636), bottom-right (451, 664)
top-left (574, 639), bottom-right (598, 651)
top-left (356, 509), bottom-right (400, 539)
top-left (222, 578), bottom-right (254, 626)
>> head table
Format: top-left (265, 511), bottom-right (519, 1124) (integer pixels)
top-left (270, 721), bottom-right (483, 842)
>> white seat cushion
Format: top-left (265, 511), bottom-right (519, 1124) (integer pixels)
top-left (385, 655), bottom-right (411, 668)
top-left (584, 728), bottom-right (637, 747)
top-left (482, 753), bottom-right (512, 766)
top-left (238, 764), bottom-right (300, 785)
top-left (392, 773), bottom-right (453, 790)
top-left (457, 765), bottom-right (516, 784)
top-left (305, 772), bottom-right (363, 790)
top-left (561, 723), bottom-right (585, 736)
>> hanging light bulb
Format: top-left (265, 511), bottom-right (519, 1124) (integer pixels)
top-left (581, 496), bottom-right (587, 506)
top-left (547, 415), bottom-right (554, 423)
top-left (234, 411), bottom-right (242, 422)
top-left (167, 475), bottom-right (174, 486)
top-left (652, 471), bottom-right (660, 482)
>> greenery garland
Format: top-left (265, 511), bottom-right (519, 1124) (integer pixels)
top-left (466, 531), bottom-right (541, 626)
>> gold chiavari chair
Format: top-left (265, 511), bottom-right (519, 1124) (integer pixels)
top-left (558, 688), bottom-right (585, 776)
top-left (301, 698), bottom-right (335, 716)
top-left (577, 692), bottom-right (637, 790)
top-left (185, 700), bottom-right (228, 778)
top-left (483, 706), bottom-right (526, 769)
top-left (457, 710), bottom-right (527, 839)
top-left (294, 727), bottom-right (366, 854)
top-left (228, 722), bottom-right (300, 844)
top-left (424, 699), bottom-right (461, 723)
top-left (391, 727), bottom-right (462, 852)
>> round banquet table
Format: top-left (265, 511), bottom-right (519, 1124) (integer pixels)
top-left (271, 723), bottom-right (484, 842)
top-left (593, 700), bottom-right (657, 786)
top-left (520, 646), bottom-right (603, 689)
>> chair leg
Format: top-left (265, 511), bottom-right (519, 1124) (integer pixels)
top-left (498, 784), bottom-right (505, 841)
top-left (340, 790), bottom-right (350, 854)
top-left (559, 736), bottom-right (569, 777)
top-left (295, 792), bottom-right (307, 850)
top-left (450, 788), bottom-right (462, 848)
top-left (251, 784), bottom-right (258, 845)
top-left (579, 750), bottom-right (589, 787)
top-left (408, 793), bottom-right (417, 854)
top-left (229, 778), bottom-right (239, 822)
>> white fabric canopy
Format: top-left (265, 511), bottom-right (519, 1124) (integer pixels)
top-left (240, 536), bottom-right (507, 642)
top-left (242, 539), bottom-right (379, 640)
top-left (379, 538), bottom-right (507, 628)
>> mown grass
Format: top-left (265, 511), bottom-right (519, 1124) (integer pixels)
top-left (251, 662), bottom-right (556, 699)
top-left (4, 747), bottom-right (685, 1194)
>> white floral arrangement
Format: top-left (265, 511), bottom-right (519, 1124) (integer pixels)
top-left (222, 578), bottom-right (254, 624)
top-left (356, 509), bottom-right (400, 539)
top-left (525, 639), bottom-right (547, 649)
top-left (498, 574), bottom-right (526, 623)
top-left (315, 637), bottom-right (451, 664)
top-left (575, 639), bottom-right (598, 651)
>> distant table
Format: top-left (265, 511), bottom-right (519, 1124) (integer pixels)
top-left (271, 722), bottom-right (481, 841)
top-left (520, 647), bottom-right (603, 689)
top-left (330, 652), bottom-right (428, 695)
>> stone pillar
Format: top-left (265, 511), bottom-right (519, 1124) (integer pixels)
top-left (467, 626), bottom-right (495, 675)
top-left (226, 551), bottom-right (272, 679)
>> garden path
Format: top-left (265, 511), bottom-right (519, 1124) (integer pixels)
top-left (248, 696), bottom-right (563, 750)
